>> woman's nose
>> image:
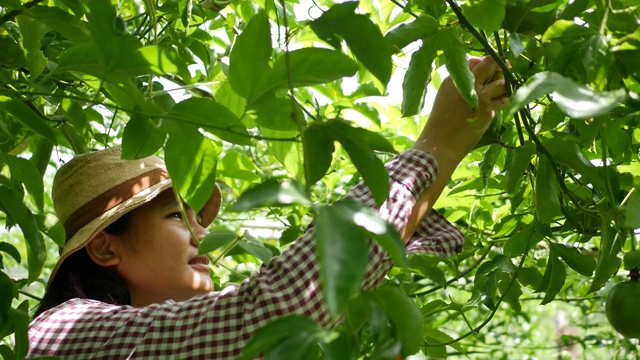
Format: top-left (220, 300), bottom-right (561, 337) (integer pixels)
top-left (191, 222), bottom-right (208, 247)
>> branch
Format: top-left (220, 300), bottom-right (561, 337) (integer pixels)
top-left (8, 89), bottom-right (303, 142)
top-left (411, 244), bottom-right (494, 297)
top-left (443, 0), bottom-right (515, 87)
top-left (0, 0), bottom-right (46, 27)
top-left (424, 246), bottom-right (528, 347)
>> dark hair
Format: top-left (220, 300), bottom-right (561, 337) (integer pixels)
top-left (34, 213), bottom-right (133, 318)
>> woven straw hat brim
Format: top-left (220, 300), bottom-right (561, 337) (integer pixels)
top-left (47, 178), bottom-right (173, 288)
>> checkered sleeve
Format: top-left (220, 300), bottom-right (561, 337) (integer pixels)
top-left (27, 149), bottom-right (463, 359)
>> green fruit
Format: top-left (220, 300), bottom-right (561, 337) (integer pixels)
top-left (623, 251), bottom-right (640, 270)
top-left (606, 280), bottom-right (640, 338)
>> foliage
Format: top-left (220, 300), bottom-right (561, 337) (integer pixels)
top-left (0, 0), bottom-right (639, 358)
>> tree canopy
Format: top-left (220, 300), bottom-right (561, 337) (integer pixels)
top-left (1, 0), bottom-right (639, 358)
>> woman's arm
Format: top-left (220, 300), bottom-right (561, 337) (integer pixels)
top-left (28, 57), bottom-right (507, 360)
top-left (401, 56), bottom-right (509, 242)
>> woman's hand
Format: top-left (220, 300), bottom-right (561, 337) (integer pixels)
top-left (401, 56), bottom-right (510, 243)
top-left (413, 56), bottom-right (509, 167)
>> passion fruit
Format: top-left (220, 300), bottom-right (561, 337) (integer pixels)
top-left (606, 278), bottom-right (640, 339)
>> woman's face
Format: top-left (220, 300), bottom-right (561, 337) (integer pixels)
top-left (112, 190), bottom-right (213, 306)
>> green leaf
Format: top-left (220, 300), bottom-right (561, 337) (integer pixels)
top-left (54, 42), bottom-right (102, 76)
top-left (509, 33), bottom-right (525, 57)
top-left (370, 287), bottom-right (424, 356)
top-left (81, 0), bottom-right (142, 72)
top-left (384, 14), bottom-right (439, 53)
top-left (250, 94), bottom-right (302, 131)
top-left (322, 332), bottom-right (352, 360)
top-left (58, 123), bottom-right (89, 155)
top-left (164, 130), bottom-right (218, 213)
top-left (582, 35), bottom-right (613, 89)
top-left (326, 121), bottom-right (391, 206)
top-left (504, 224), bottom-right (543, 257)
top-left (240, 315), bottom-right (321, 360)
top-left (535, 155), bottom-right (562, 224)
top-left (198, 230), bottom-right (237, 255)
top-left (537, 247), bottom-right (567, 305)
top-left (497, 271), bottom-right (522, 313)
top-left (408, 254), bottom-right (446, 287)
top-left (602, 120), bottom-right (631, 161)
top-left (538, 102), bottom-right (566, 133)
top-left (0, 272), bottom-right (14, 315)
top-left (462, 0), bottom-right (506, 33)
top-left (229, 179), bottom-right (312, 211)
top-left (24, 5), bottom-right (90, 43)
top-left (0, 95), bottom-right (56, 143)
top-left (0, 35), bottom-right (26, 69)
top-left (302, 124), bottom-right (335, 186)
top-left (438, 27), bottom-right (479, 110)
top-left (30, 137), bottom-right (54, 176)
top-left (621, 189), bottom-right (640, 228)
top-left (518, 267), bottom-right (544, 290)
top-left (311, 1), bottom-right (392, 84)
top-left (35, 215), bottom-right (65, 248)
top-left (550, 243), bottom-right (596, 276)
top-left (121, 115), bottom-right (166, 159)
top-left (229, 11), bottom-right (272, 99)
top-left (4, 154), bottom-right (45, 211)
top-left (423, 326), bottom-right (465, 354)
top-left (315, 201), bottom-right (370, 315)
top-left (0, 242), bottom-right (21, 264)
top-left (503, 1), bottom-right (558, 35)
top-left (115, 45), bottom-right (190, 79)
top-left (262, 334), bottom-right (321, 360)
top-left (262, 127), bottom-right (304, 180)
top-left (238, 232), bottom-right (273, 265)
top-left (0, 345), bottom-right (14, 360)
top-left (401, 41), bottom-right (437, 117)
top-left (8, 304), bottom-right (29, 360)
top-left (168, 98), bottom-right (250, 145)
top-left (337, 200), bottom-right (407, 268)
top-left (255, 48), bottom-right (359, 102)
top-left (588, 223), bottom-right (624, 293)
top-left (16, 15), bottom-right (48, 78)
top-left (541, 134), bottom-right (603, 188)
top-left (0, 0), bottom-right (23, 8)
top-left (542, 20), bottom-right (597, 42)
top-left (505, 142), bottom-right (535, 194)
top-left (217, 151), bottom-right (261, 182)
top-left (505, 71), bottom-right (627, 120)
top-left (479, 144), bottom-right (502, 188)
top-left (0, 187), bottom-right (45, 282)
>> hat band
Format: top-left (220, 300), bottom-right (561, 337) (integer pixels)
top-left (63, 168), bottom-right (170, 241)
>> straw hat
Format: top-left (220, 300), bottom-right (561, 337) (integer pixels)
top-left (48, 146), bottom-right (221, 286)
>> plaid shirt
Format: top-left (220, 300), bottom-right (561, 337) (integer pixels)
top-left (28, 149), bottom-right (464, 359)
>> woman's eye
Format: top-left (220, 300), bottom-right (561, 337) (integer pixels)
top-left (169, 212), bottom-right (183, 220)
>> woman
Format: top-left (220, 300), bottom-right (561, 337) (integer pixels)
top-left (28, 56), bottom-right (508, 358)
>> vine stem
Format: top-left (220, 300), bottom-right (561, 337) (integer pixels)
top-left (0, 0), bottom-right (46, 26)
top-left (620, 187), bottom-right (637, 252)
top-left (423, 246), bottom-right (529, 347)
top-left (443, 0), bottom-right (515, 87)
top-left (279, 0), bottom-right (307, 131)
top-left (19, 289), bottom-right (42, 301)
top-left (411, 244), bottom-right (494, 297)
top-left (517, 107), bottom-right (599, 217)
top-left (2, 89), bottom-right (302, 142)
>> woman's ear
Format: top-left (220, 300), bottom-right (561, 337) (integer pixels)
top-left (86, 231), bottom-right (121, 267)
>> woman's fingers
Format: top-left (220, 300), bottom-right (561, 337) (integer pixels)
top-left (492, 95), bottom-right (510, 110)
top-left (469, 57), bottom-right (482, 70)
top-left (481, 79), bottom-right (508, 100)
top-left (472, 56), bottom-right (500, 85)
